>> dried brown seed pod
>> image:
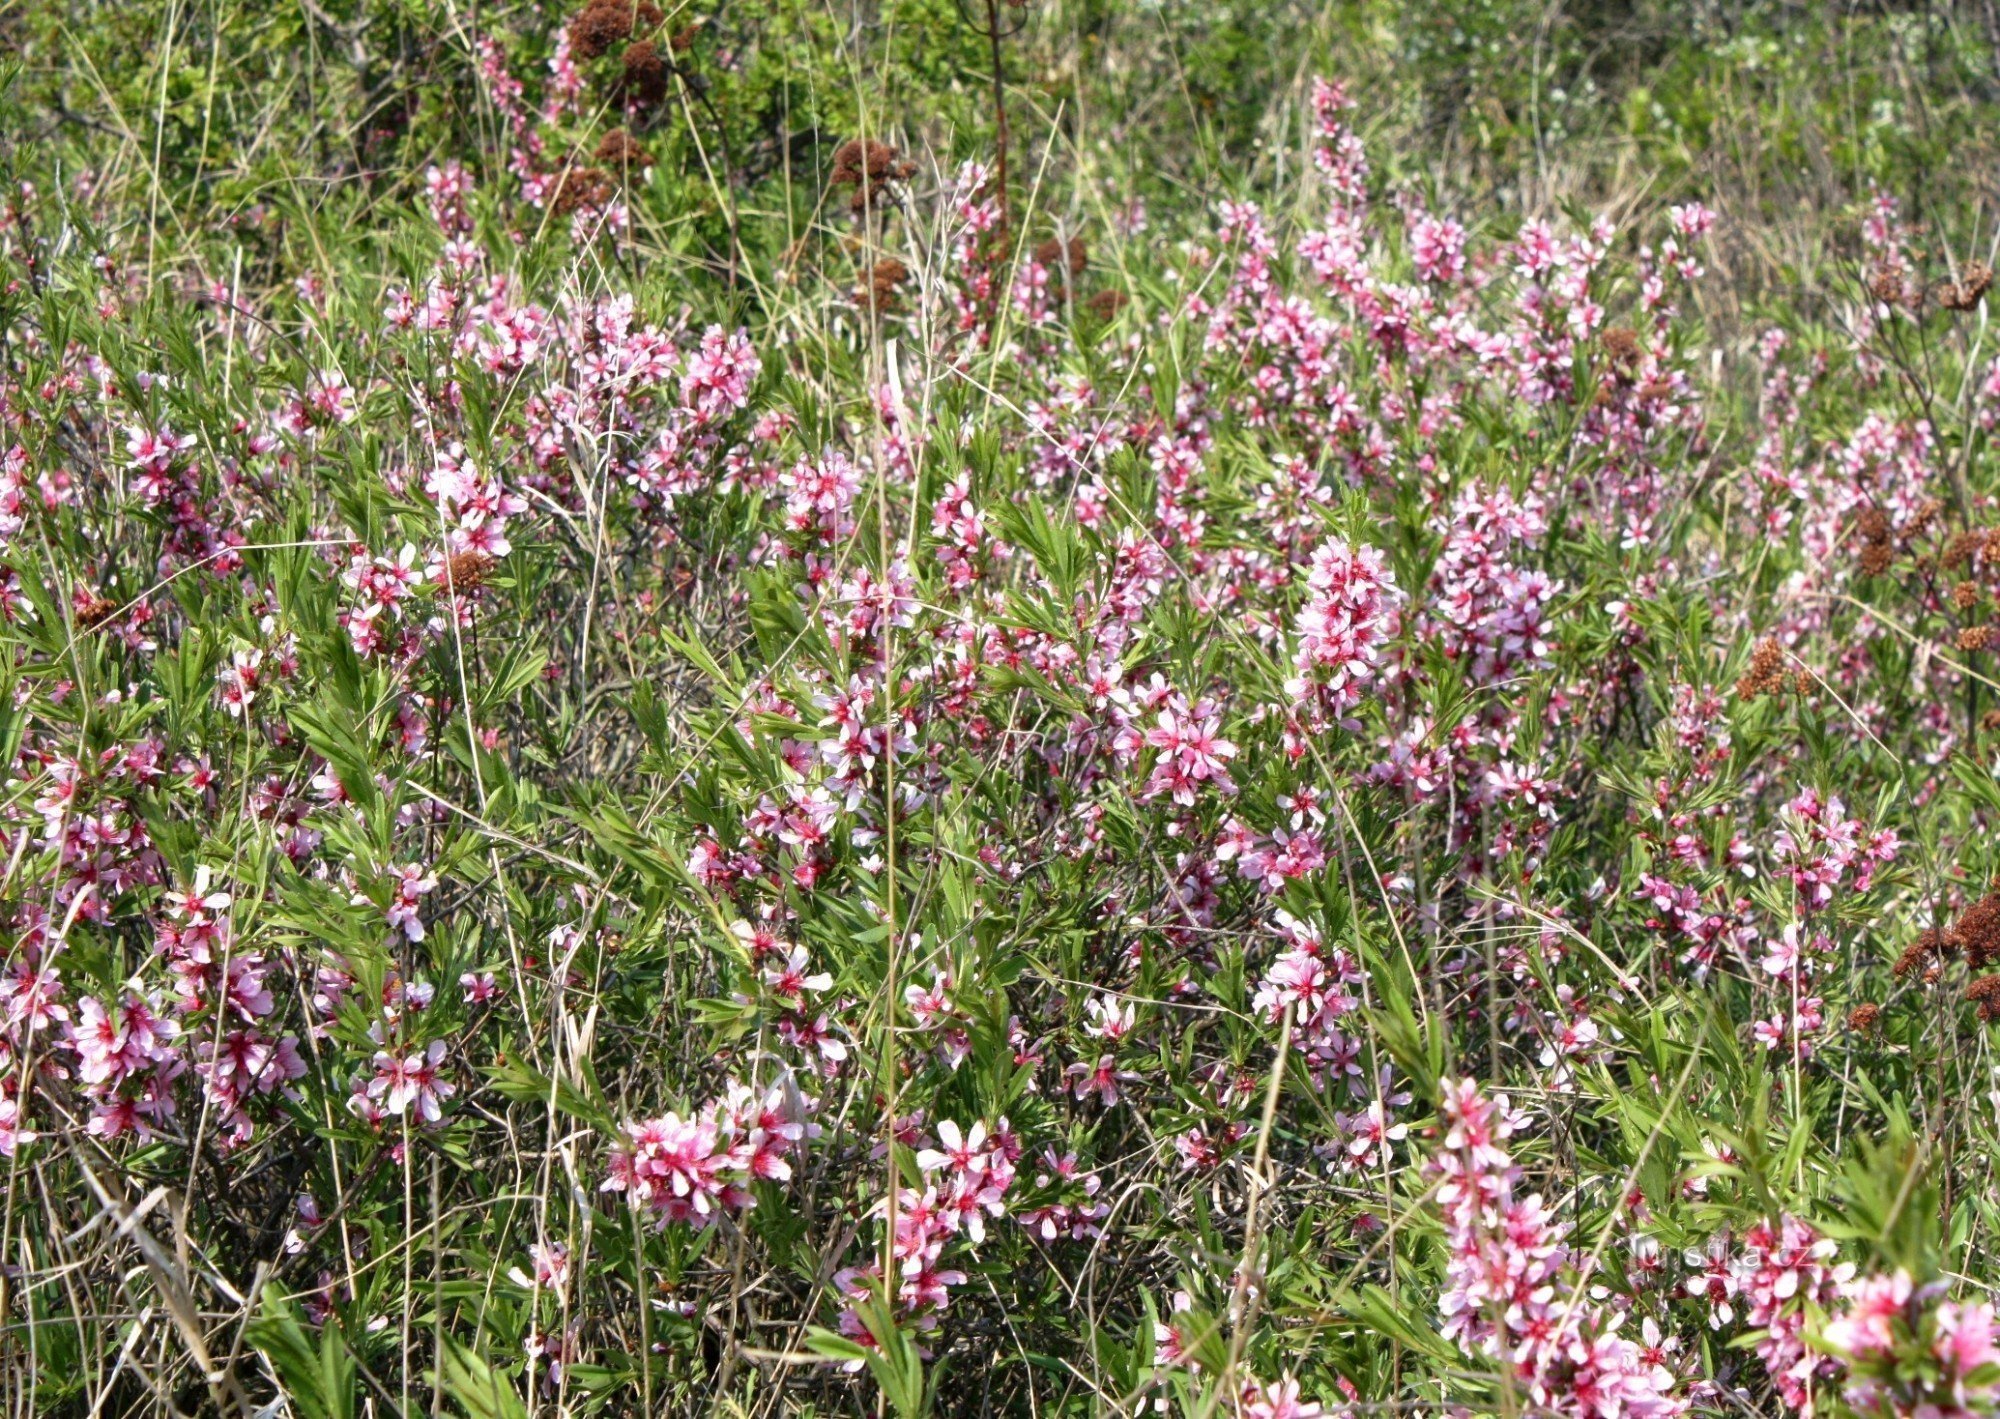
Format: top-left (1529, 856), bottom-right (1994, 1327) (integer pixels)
top-left (567, 0), bottom-right (662, 60)
top-left (1941, 261), bottom-right (1992, 312)
top-left (1600, 326), bottom-right (1644, 372)
top-left (830, 140), bottom-right (916, 212)
top-left (1944, 530), bottom-right (1986, 570)
top-left (548, 167), bottom-right (615, 215)
top-left (73, 593), bottom-right (119, 630)
top-left (1085, 288), bottom-right (1129, 319)
top-left (594, 129), bottom-right (653, 167)
top-left (443, 550), bottom-right (497, 593)
top-left (1033, 236), bottom-right (1088, 277)
top-left (1735, 636), bottom-right (1790, 699)
top-left (855, 258), bottom-right (909, 310)
top-left (1905, 498), bottom-right (1945, 541)
top-left (1894, 927), bottom-right (1944, 979)
top-left (1950, 892), bottom-right (2000, 970)
top-left (619, 40), bottom-right (670, 108)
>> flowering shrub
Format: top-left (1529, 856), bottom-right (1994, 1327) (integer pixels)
top-left (7, 3), bottom-right (2000, 1414)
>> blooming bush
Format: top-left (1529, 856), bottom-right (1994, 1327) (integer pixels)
top-left (6, 2), bottom-right (2000, 1415)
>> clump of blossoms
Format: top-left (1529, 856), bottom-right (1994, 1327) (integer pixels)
top-left (602, 1081), bottom-right (818, 1227)
top-left (1285, 537), bottom-right (1401, 730)
top-left (1432, 1080), bottom-right (1686, 1417)
top-left (14, 25), bottom-right (2000, 1419)
top-left (828, 1118), bottom-right (1019, 1358)
top-left (1693, 1216), bottom-right (1851, 1410)
top-left (1821, 1271), bottom-right (2000, 1419)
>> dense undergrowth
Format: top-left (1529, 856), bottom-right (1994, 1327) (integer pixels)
top-left (5, 1), bottom-right (2000, 1415)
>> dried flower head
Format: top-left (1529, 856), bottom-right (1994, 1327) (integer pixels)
top-left (443, 550), bottom-right (498, 595)
top-left (831, 140), bottom-right (915, 213)
top-left (1955, 580), bottom-right (1985, 611)
top-left (855, 258), bottom-right (909, 310)
top-left (619, 40), bottom-right (670, 108)
top-left (1085, 289), bottom-right (1129, 320)
top-left (1736, 637), bottom-right (1791, 699)
top-left (1854, 506), bottom-right (1895, 576)
top-left (594, 129), bottom-right (653, 168)
top-left (1958, 625), bottom-right (1991, 652)
top-left (1846, 1002), bottom-right (1882, 1032)
top-left (1893, 927), bottom-right (1944, 979)
top-left (548, 167), bottom-right (615, 216)
top-left (1944, 530), bottom-right (1987, 571)
top-left (73, 591), bottom-right (119, 631)
top-left (1600, 326), bottom-right (1644, 374)
top-left (1034, 236), bottom-right (1088, 278)
top-left (1941, 261), bottom-right (1993, 312)
top-left (568, 0), bottom-right (662, 61)
top-left (1948, 891), bottom-right (2000, 970)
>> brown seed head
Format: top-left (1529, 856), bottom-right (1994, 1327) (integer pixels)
top-left (1085, 288), bottom-right (1129, 320)
top-left (1033, 236), bottom-right (1088, 277)
top-left (1959, 625), bottom-right (1992, 652)
top-left (619, 40), bottom-right (669, 107)
top-left (1942, 261), bottom-right (1993, 313)
top-left (548, 167), bottom-right (615, 215)
top-left (443, 550), bottom-right (497, 594)
top-left (1846, 1002), bottom-right (1881, 1032)
top-left (1944, 529), bottom-right (1986, 571)
top-left (831, 140), bottom-right (915, 211)
top-left (856, 258), bottom-right (909, 310)
top-left (75, 592), bottom-right (119, 631)
top-left (1853, 506), bottom-right (1895, 576)
top-left (1894, 927), bottom-right (1945, 979)
top-left (1735, 636), bottom-right (1790, 700)
top-left (594, 129), bottom-right (653, 167)
top-left (1600, 326), bottom-right (1644, 372)
top-left (1949, 891), bottom-right (2000, 970)
top-left (567, 0), bottom-right (662, 60)
top-left (1906, 498), bottom-right (1945, 541)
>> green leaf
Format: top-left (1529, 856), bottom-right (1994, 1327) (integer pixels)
top-left (437, 1337), bottom-right (529, 1419)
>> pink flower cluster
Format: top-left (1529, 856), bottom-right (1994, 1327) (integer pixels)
top-left (1698, 1227), bottom-right (2000, 1417)
top-left (1823, 1270), bottom-right (2000, 1419)
top-left (1770, 790), bottom-right (1900, 912)
top-left (1433, 1080), bottom-right (1685, 1417)
top-left (1691, 1216), bottom-right (1849, 1409)
top-left (1285, 538), bottom-right (1400, 727)
top-left (601, 1081), bottom-right (818, 1228)
top-left (1250, 910), bottom-right (1369, 1089)
top-left (832, 1117), bottom-right (1019, 1355)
